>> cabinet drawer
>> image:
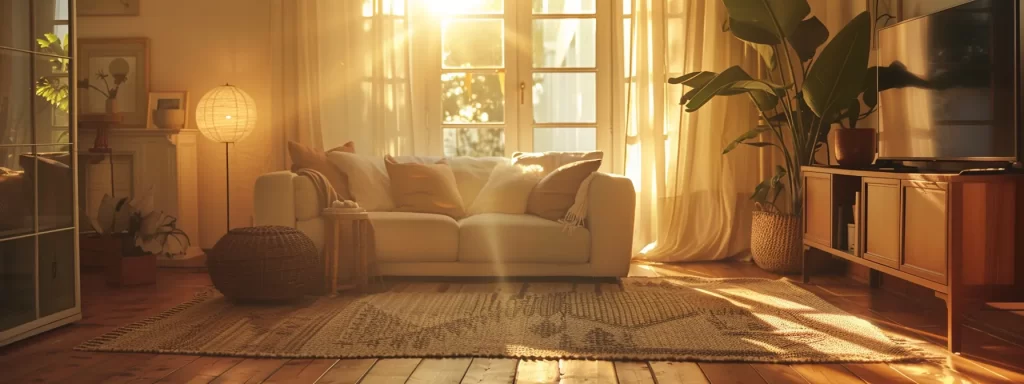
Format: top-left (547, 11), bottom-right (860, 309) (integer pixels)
top-left (901, 180), bottom-right (948, 284)
top-left (863, 178), bottom-right (900, 268)
top-left (803, 172), bottom-right (832, 247)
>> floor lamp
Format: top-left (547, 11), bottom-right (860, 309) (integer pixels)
top-left (195, 84), bottom-right (257, 232)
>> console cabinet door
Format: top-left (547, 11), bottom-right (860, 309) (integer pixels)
top-left (803, 172), bottom-right (832, 248)
top-left (901, 180), bottom-right (948, 284)
top-left (862, 178), bottom-right (901, 269)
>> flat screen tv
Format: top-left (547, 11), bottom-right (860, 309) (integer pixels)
top-left (877, 0), bottom-right (1018, 162)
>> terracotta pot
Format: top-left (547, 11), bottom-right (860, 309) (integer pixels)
top-left (834, 128), bottom-right (877, 167)
top-left (105, 234), bottom-right (157, 287)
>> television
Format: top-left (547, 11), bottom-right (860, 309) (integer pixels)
top-left (877, 0), bottom-right (1019, 163)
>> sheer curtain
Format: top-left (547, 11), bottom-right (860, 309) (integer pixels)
top-left (274, 0), bottom-right (424, 159)
top-left (624, 0), bottom-right (763, 262)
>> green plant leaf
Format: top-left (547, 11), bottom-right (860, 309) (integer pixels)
top-left (723, 126), bottom-right (769, 154)
top-left (722, 0), bottom-right (811, 43)
top-left (862, 66), bottom-right (878, 108)
top-left (788, 17), bottom-right (829, 62)
top-left (846, 98), bottom-right (861, 129)
top-left (751, 180), bottom-right (770, 202)
top-left (685, 66), bottom-right (783, 112)
top-left (742, 141), bottom-right (776, 148)
top-left (747, 42), bottom-right (777, 70)
top-left (802, 11), bottom-right (872, 120)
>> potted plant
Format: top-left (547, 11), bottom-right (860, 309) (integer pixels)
top-left (89, 187), bottom-right (191, 286)
top-left (669, 0), bottom-right (876, 273)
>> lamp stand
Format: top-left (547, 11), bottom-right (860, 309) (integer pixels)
top-left (225, 142), bottom-right (231, 232)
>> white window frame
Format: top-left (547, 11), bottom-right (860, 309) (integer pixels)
top-left (420, 1), bottom-right (614, 159)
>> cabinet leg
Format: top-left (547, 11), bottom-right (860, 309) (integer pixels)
top-left (946, 292), bottom-right (963, 353)
top-left (869, 269), bottom-right (882, 289)
top-left (801, 247), bottom-right (810, 283)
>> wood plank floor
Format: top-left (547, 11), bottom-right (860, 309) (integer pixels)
top-left (1, 261), bottom-right (1022, 383)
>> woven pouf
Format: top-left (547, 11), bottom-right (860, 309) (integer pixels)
top-left (208, 226), bottom-right (320, 302)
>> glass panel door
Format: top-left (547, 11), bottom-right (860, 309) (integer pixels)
top-left (439, 1), bottom-right (513, 157)
top-left (521, 0), bottom-right (609, 157)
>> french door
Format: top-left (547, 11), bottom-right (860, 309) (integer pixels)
top-left (428, 0), bottom-right (612, 158)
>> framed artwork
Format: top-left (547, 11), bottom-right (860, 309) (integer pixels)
top-left (869, 0), bottom-right (903, 48)
top-left (147, 91), bottom-right (190, 130)
top-left (77, 38), bottom-right (150, 127)
top-left (78, 0), bottom-right (140, 16)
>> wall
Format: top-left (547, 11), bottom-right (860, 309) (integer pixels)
top-left (902, 0), bottom-right (972, 18)
top-left (78, 0), bottom-right (282, 248)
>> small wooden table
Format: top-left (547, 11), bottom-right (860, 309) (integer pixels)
top-left (322, 207), bottom-right (373, 294)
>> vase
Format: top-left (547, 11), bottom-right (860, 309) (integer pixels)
top-left (104, 98), bottom-right (118, 114)
top-left (105, 234), bottom-right (157, 287)
top-left (834, 128), bottom-right (877, 167)
top-left (750, 211), bottom-right (803, 274)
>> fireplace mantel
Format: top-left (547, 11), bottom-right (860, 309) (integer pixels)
top-left (78, 128), bottom-right (202, 262)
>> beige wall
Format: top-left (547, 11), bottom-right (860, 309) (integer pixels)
top-left (78, 0), bottom-right (283, 248)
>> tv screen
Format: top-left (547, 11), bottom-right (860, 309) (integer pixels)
top-left (877, 0), bottom-right (1017, 161)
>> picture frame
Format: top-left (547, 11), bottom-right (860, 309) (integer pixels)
top-left (78, 0), bottom-right (140, 17)
top-left (147, 91), bottom-right (190, 130)
top-left (77, 38), bottom-right (150, 127)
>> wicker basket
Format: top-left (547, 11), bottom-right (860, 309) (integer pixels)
top-left (750, 210), bottom-right (803, 274)
top-left (208, 226), bottom-right (320, 302)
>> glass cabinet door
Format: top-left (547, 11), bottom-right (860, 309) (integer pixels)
top-left (0, 0), bottom-right (78, 340)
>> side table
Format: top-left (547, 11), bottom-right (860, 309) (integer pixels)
top-left (322, 207), bottom-right (373, 293)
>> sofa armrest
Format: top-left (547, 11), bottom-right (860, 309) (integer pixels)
top-left (254, 171), bottom-right (298, 227)
top-left (586, 172), bottom-right (636, 277)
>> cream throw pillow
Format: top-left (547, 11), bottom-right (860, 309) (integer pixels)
top-left (512, 151), bottom-right (603, 175)
top-left (385, 155), bottom-right (465, 219)
top-left (287, 140), bottom-right (355, 200)
top-left (526, 159), bottom-right (602, 221)
top-left (468, 163), bottom-right (544, 215)
top-left (326, 152), bottom-right (394, 211)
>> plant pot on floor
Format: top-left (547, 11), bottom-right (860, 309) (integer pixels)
top-left (105, 234), bottom-right (157, 287)
top-left (750, 211), bottom-right (803, 274)
top-left (834, 128), bottom-right (876, 167)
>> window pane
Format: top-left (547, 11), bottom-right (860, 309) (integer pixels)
top-left (533, 19), bottom-right (596, 68)
top-left (0, 236), bottom-right (37, 332)
top-left (431, 0), bottom-right (502, 14)
top-left (444, 128), bottom-right (505, 157)
top-left (534, 128), bottom-right (596, 152)
top-left (35, 145), bottom-right (74, 232)
top-left (0, 146), bottom-right (36, 239)
top-left (532, 72), bottom-right (596, 123)
top-left (442, 72), bottom-right (506, 123)
top-left (1, 50), bottom-right (35, 146)
top-left (533, 0), bottom-right (595, 14)
top-left (38, 230), bottom-right (74, 317)
top-left (442, 19), bottom-right (504, 68)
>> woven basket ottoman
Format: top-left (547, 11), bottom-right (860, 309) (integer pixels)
top-left (208, 226), bottom-right (320, 302)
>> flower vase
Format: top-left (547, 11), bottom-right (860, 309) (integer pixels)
top-left (104, 98), bottom-right (118, 115)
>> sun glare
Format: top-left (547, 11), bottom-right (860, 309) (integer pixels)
top-left (426, 0), bottom-right (500, 15)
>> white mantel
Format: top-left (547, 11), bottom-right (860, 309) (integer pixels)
top-left (78, 128), bottom-right (202, 260)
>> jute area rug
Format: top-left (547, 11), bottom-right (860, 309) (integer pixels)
top-left (77, 277), bottom-right (926, 363)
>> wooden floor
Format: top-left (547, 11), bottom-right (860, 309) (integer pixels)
top-left (1, 261), bottom-right (1023, 383)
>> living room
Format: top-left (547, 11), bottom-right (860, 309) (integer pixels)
top-left (2, 0), bottom-right (1024, 382)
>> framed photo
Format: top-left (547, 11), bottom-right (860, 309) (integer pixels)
top-left (78, 0), bottom-right (140, 17)
top-left (147, 91), bottom-right (189, 130)
top-left (869, 0), bottom-right (903, 49)
top-left (77, 38), bottom-right (150, 127)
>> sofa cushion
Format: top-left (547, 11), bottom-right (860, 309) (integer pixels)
top-left (369, 212), bottom-right (459, 262)
top-left (327, 152), bottom-right (394, 211)
top-left (527, 159), bottom-right (602, 221)
top-left (448, 156), bottom-right (506, 208)
top-left (287, 140), bottom-right (354, 200)
top-left (512, 151), bottom-right (603, 174)
top-left (458, 213), bottom-right (590, 264)
top-left (385, 155), bottom-right (465, 218)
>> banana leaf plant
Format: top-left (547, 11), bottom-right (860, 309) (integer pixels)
top-left (670, 0), bottom-right (877, 216)
top-left (35, 33), bottom-right (70, 113)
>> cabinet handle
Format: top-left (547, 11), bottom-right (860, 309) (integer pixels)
top-left (519, 82), bottom-right (526, 105)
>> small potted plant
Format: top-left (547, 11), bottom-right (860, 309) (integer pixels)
top-left (90, 187), bottom-right (191, 286)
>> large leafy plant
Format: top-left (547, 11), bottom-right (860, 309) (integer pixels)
top-left (670, 0), bottom-right (878, 215)
top-left (35, 33), bottom-right (70, 113)
top-left (90, 187), bottom-right (191, 257)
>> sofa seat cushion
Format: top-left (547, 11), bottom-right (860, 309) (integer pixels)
top-left (458, 213), bottom-right (590, 264)
top-left (369, 212), bottom-right (459, 262)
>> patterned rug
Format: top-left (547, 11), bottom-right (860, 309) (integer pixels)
top-left (77, 277), bottom-right (926, 363)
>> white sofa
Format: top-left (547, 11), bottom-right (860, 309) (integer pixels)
top-left (252, 161), bottom-right (636, 277)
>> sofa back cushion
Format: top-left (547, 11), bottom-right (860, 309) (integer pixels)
top-left (512, 151), bottom-right (603, 174)
top-left (327, 152), bottom-right (394, 211)
top-left (467, 163), bottom-right (544, 215)
top-left (287, 140), bottom-right (355, 200)
top-left (447, 157), bottom-right (506, 208)
top-left (526, 159), bottom-right (602, 221)
top-left (385, 155), bottom-right (465, 219)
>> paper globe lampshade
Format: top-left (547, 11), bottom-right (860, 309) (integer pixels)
top-left (195, 85), bottom-right (257, 143)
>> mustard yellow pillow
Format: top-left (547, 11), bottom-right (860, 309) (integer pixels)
top-left (527, 159), bottom-right (602, 221)
top-left (385, 155), bottom-right (465, 218)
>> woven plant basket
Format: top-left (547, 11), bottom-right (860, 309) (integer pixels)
top-left (208, 226), bottom-right (320, 302)
top-left (750, 209), bottom-right (803, 274)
